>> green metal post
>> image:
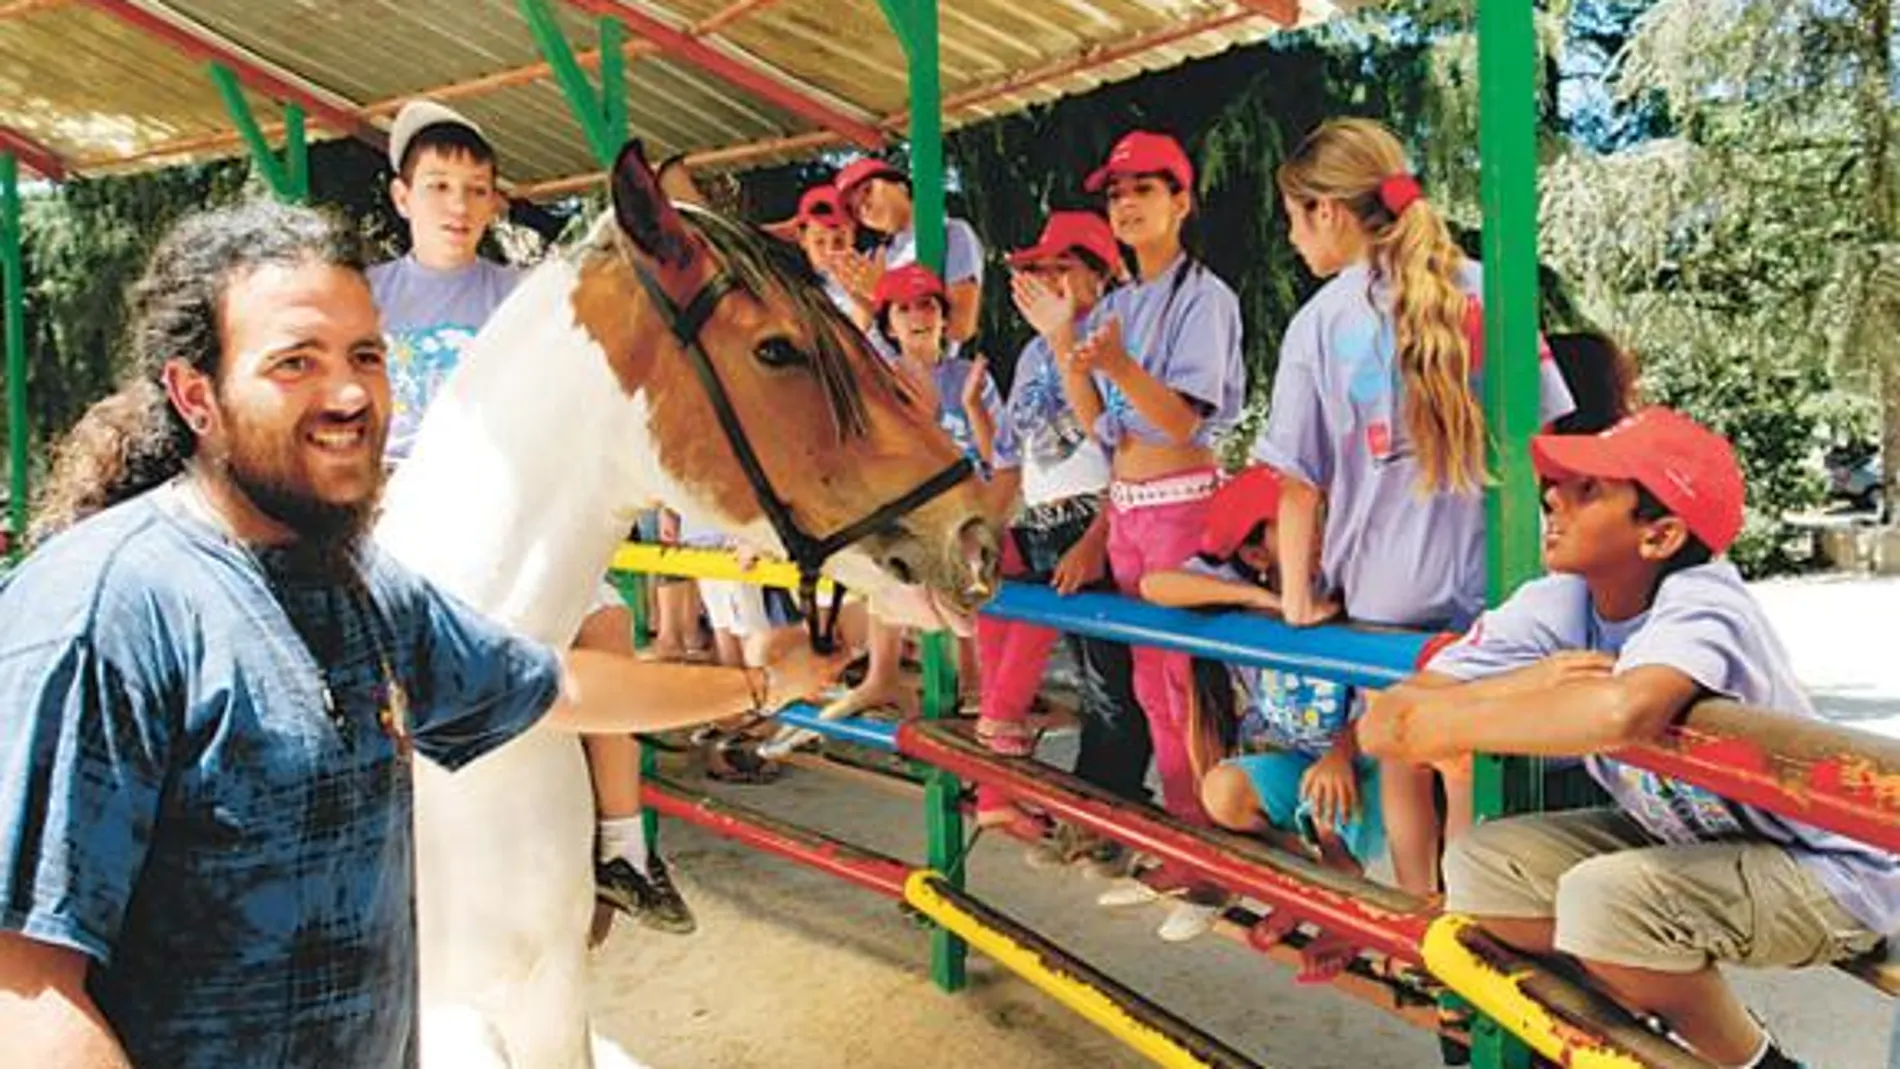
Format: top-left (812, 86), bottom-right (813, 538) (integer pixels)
top-left (2, 153), bottom-right (25, 563)
top-left (917, 629), bottom-right (966, 992)
top-left (1471, 1), bottom-right (1543, 1066)
top-left (283, 104), bottom-right (309, 204)
top-left (876, 0), bottom-right (946, 272)
top-left (519, 0), bottom-right (628, 169)
top-left (210, 63), bottom-right (306, 203)
top-left (879, 0), bottom-right (962, 992)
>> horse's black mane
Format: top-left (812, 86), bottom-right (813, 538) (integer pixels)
top-left (673, 203), bottom-right (896, 440)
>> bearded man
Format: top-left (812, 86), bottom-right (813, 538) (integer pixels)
top-left (0, 198), bottom-right (836, 1068)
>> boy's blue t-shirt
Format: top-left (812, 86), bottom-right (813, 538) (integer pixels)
top-left (367, 255), bottom-right (522, 464)
top-left (1183, 557), bottom-right (1353, 756)
top-left (0, 489), bottom-right (560, 1068)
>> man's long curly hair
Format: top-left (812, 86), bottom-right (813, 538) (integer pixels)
top-left (30, 199), bottom-right (364, 548)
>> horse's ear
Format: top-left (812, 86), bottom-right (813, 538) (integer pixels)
top-left (655, 154), bottom-right (711, 209)
top-left (611, 139), bottom-right (696, 268)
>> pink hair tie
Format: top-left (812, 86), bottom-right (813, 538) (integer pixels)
top-left (1378, 173), bottom-right (1422, 216)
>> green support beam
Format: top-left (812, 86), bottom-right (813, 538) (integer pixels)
top-left (880, 0), bottom-right (962, 992)
top-left (1472, 2), bottom-right (1543, 1065)
top-left (876, 0), bottom-right (946, 273)
top-left (519, 0), bottom-right (629, 169)
top-left (917, 629), bottom-right (967, 992)
top-left (210, 63), bottom-right (308, 203)
top-left (2, 153), bottom-right (25, 562)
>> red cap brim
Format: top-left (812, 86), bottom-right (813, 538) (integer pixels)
top-left (1083, 164), bottom-right (1113, 194)
top-left (1530, 433), bottom-right (1637, 484)
top-left (1006, 240), bottom-right (1064, 267)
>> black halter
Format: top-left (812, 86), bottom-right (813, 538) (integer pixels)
top-left (628, 255), bottom-right (974, 654)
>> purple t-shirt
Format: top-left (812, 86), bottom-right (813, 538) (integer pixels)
top-left (1430, 564), bottom-right (1900, 936)
top-left (1083, 255), bottom-right (1245, 450)
top-left (1252, 260), bottom-right (1574, 630)
top-left (992, 335), bottom-right (1112, 506)
top-left (367, 255), bottom-right (522, 464)
top-left (885, 217), bottom-right (985, 285)
top-left (922, 355), bottom-right (1003, 476)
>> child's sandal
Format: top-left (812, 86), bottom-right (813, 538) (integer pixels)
top-left (975, 717), bottom-right (1037, 757)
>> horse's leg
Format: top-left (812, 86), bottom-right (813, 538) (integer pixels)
top-left (416, 727), bottom-right (598, 1069)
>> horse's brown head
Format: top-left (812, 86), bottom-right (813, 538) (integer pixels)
top-left (572, 141), bottom-right (999, 626)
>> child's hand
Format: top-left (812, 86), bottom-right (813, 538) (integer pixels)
top-left (1067, 316), bottom-right (1130, 377)
top-left (1011, 271), bottom-right (1077, 343)
top-left (834, 248), bottom-right (885, 301)
top-left (1300, 745), bottom-right (1360, 830)
top-left (734, 544), bottom-right (762, 572)
top-left (658, 509), bottom-right (681, 546)
top-left (1050, 536), bottom-right (1107, 595)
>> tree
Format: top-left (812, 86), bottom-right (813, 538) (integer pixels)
top-left (1540, 0), bottom-right (1897, 572)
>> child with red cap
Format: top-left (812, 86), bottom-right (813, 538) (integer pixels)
top-left (1255, 116), bottom-right (1576, 896)
top-left (969, 210), bottom-right (1148, 875)
top-left (766, 182), bottom-right (860, 320)
top-left (1137, 466), bottom-right (1379, 954)
top-left (1359, 407), bottom-right (1899, 1069)
top-left (1031, 130), bottom-right (1246, 838)
top-left (830, 158), bottom-right (986, 348)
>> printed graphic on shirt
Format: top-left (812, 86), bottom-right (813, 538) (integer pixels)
top-left (1238, 667), bottom-right (1351, 756)
top-left (1009, 358), bottom-right (1091, 466)
top-left (385, 325), bottom-right (480, 462)
top-left (1597, 759), bottom-right (1746, 845)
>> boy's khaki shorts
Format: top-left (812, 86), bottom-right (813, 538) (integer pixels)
top-left (1444, 807), bottom-right (1882, 973)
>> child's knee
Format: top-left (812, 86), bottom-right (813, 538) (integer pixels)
top-left (1201, 764), bottom-right (1259, 829)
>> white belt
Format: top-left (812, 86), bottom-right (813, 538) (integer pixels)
top-left (1108, 469), bottom-right (1220, 512)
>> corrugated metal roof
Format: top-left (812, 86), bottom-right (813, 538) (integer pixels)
top-left (0, 0), bottom-right (1348, 196)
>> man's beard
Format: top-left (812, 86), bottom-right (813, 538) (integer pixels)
top-left (215, 405), bottom-right (384, 581)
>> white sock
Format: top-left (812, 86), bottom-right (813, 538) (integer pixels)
top-left (599, 817), bottom-right (649, 875)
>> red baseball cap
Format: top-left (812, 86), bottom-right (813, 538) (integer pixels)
top-left (1531, 407), bottom-right (1746, 554)
top-left (764, 184), bottom-right (849, 240)
top-left (1201, 465), bottom-right (1284, 558)
top-left (1007, 210), bottom-right (1124, 275)
top-left (835, 158), bottom-right (906, 205)
top-left (872, 263), bottom-right (947, 313)
top-left (1084, 131), bottom-right (1195, 197)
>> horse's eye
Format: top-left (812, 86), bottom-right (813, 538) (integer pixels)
top-left (753, 337), bottom-right (809, 369)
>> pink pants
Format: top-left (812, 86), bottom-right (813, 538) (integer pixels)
top-left (976, 537), bottom-right (1062, 729)
top-left (1107, 489), bottom-right (1212, 827)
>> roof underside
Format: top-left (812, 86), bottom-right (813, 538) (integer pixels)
top-left (0, 0), bottom-right (1349, 199)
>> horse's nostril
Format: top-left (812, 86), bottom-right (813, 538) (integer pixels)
top-left (883, 555), bottom-right (917, 585)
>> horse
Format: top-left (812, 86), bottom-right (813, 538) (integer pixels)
top-left (371, 139), bottom-right (1000, 1068)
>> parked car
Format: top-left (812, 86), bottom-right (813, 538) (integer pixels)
top-left (1826, 439), bottom-right (1885, 517)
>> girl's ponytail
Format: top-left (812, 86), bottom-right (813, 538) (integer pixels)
top-left (1380, 199), bottom-right (1487, 494)
top-left (1277, 118), bottom-right (1488, 495)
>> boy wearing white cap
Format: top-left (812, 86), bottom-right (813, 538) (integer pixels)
top-left (368, 100), bottom-right (697, 936)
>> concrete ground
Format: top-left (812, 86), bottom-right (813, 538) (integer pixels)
top-left (587, 574), bottom-right (1900, 1069)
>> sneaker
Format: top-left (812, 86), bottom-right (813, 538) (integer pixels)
top-left (1157, 899), bottom-right (1221, 943)
top-left (596, 856), bottom-right (697, 935)
top-left (1097, 878), bottom-right (1163, 908)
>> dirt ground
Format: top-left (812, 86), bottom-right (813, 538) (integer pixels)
top-left (586, 575), bottom-right (1900, 1069)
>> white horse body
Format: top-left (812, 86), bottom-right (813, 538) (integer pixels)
top-left (373, 203), bottom-right (962, 1066)
top-left (377, 246), bottom-right (768, 1068)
